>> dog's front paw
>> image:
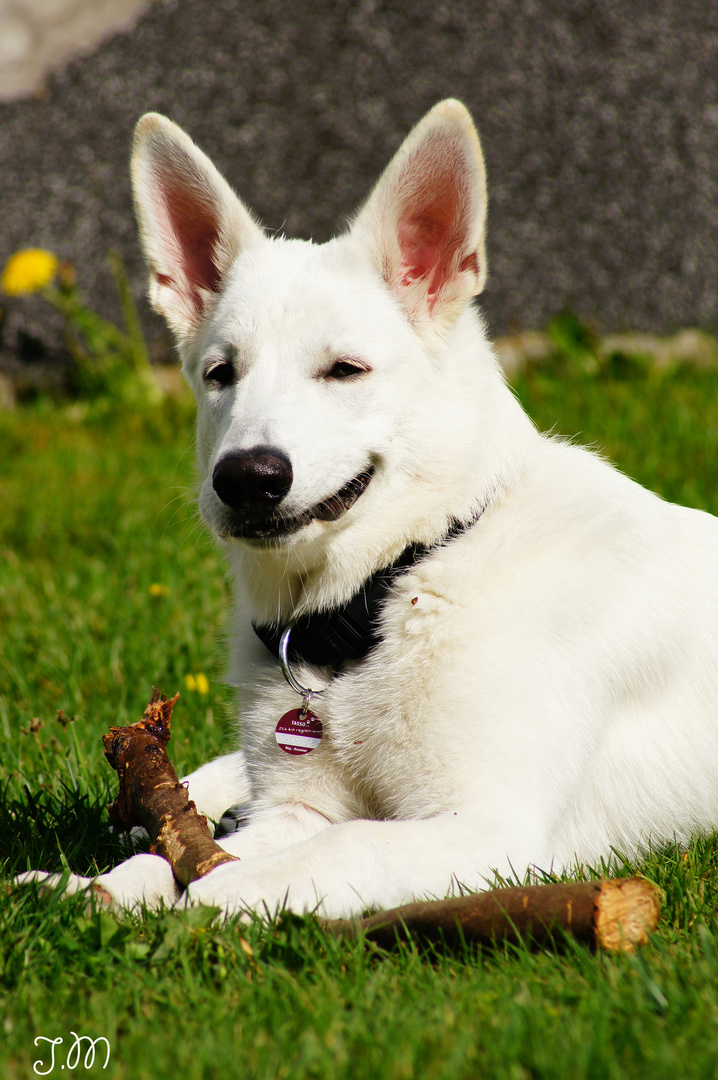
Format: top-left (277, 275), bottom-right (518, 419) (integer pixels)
top-left (14, 869), bottom-right (102, 902)
top-left (181, 858), bottom-right (350, 920)
top-left (15, 854), bottom-right (180, 913)
top-left (182, 861), bottom-right (295, 919)
top-left (94, 854), bottom-right (180, 911)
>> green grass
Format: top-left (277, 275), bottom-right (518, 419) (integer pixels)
top-left (3, 362), bottom-right (718, 1079)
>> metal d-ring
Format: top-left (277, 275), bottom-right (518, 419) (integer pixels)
top-left (278, 627), bottom-right (326, 701)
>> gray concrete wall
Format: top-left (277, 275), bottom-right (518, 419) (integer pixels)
top-left (1, 0), bottom-right (717, 368)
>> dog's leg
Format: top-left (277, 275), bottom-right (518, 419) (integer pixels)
top-left (181, 750), bottom-right (252, 828)
top-left (182, 810), bottom-right (551, 919)
top-left (214, 802), bottom-right (334, 860)
top-left (15, 853), bottom-right (180, 912)
top-left (15, 766), bottom-right (331, 913)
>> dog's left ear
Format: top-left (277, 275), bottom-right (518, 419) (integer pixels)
top-left (352, 99), bottom-right (487, 330)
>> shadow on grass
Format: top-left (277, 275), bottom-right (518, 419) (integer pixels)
top-left (0, 780), bottom-right (145, 878)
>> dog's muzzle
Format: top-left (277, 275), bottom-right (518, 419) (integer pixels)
top-left (212, 448), bottom-right (374, 541)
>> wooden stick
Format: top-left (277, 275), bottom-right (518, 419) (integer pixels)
top-left (326, 877), bottom-right (661, 952)
top-left (102, 691), bottom-right (660, 950)
top-left (102, 689), bottom-right (238, 887)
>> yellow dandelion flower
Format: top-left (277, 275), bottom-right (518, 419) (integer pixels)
top-left (185, 674), bottom-right (197, 692)
top-left (195, 673), bottom-right (210, 695)
top-left (149, 583), bottom-right (169, 597)
top-left (1, 248), bottom-right (59, 295)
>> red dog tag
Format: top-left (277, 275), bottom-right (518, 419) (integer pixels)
top-left (275, 708), bottom-right (323, 755)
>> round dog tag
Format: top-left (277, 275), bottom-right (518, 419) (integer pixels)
top-left (275, 708), bottom-right (323, 755)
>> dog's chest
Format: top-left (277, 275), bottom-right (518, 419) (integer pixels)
top-left (247, 650), bottom-right (463, 822)
top-left (245, 551), bottom-right (475, 819)
top-left (317, 646), bottom-right (466, 820)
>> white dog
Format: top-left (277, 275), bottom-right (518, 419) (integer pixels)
top-left (21, 100), bottom-right (718, 917)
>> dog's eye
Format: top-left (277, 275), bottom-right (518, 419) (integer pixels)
top-left (203, 359), bottom-right (235, 388)
top-left (325, 358), bottom-right (367, 380)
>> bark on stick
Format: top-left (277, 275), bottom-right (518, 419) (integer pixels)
top-left (102, 689), bottom-right (238, 887)
top-left (327, 877), bottom-right (661, 952)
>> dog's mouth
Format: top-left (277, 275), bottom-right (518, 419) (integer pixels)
top-left (223, 465), bottom-right (375, 542)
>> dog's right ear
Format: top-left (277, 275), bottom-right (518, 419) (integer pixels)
top-left (131, 114), bottom-right (264, 340)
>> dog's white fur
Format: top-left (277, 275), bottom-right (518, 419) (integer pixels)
top-left (21, 100), bottom-right (718, 917)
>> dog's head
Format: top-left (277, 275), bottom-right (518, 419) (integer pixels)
top-left (131, 101), bottom-right (489, 554)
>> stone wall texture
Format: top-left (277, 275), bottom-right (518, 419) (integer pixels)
top-left (1, 0), bottom-right (717, 364)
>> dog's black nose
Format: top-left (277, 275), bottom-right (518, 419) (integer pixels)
top-left (212, 448), bottom-right (293, 513)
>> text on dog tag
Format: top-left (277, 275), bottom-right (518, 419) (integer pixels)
top-left (275, 709), bottom-right (323, 755)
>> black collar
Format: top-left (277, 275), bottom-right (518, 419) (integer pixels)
top-left (252, 507), bottom-right (484, 669)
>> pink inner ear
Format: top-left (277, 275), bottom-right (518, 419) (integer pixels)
top-left (397, 217), bottom-right (444, 289)
top-left (396, 173), bottom-right (465, 304)
top-left (160, 178), bottom-right (222, 314)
